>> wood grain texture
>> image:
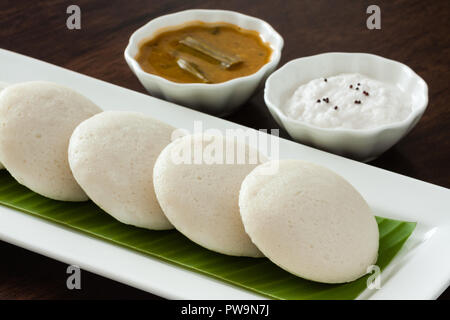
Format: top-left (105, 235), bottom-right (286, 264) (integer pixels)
top-left (0, 0), bottom-right (448, 300)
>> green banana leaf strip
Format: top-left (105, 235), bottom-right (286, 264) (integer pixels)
top-left (0, 170), bottom-right (416, 299)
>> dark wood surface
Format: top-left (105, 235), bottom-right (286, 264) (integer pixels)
top-left (0, 0), bottom-right (448, 300)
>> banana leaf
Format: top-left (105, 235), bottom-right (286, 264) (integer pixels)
top-left (0, 170), bottom-right (416, 299)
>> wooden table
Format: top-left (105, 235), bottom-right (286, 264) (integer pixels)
top-left (0, 0), bottom-right (448, 300)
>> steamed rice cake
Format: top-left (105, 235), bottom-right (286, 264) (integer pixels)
top-left (153, 133), bottom-right (265, 257)
top-left (0, 82), bottom-right (7, 170)
top-left (68, 111), bottom-right (174, 230)
top-left (239, 159), bottom-right (379, 283)
top-left (0, 81), bottom-right (102, 201)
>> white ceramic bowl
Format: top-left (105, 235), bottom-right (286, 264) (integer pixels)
top-left (264, 53), bottom-right (428, 162)
top-left (125, 9), bottom-right (284, 116)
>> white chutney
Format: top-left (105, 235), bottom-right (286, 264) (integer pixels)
top-left (284, 73), bottom-right (412, 129)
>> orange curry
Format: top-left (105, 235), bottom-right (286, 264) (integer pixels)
top-left (135, 21), bottom-right (273, 84)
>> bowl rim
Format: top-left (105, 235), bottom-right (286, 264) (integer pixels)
top-left (124, 9), bottom-right (284, 89)
top-left (264, 52), bottom-right (429, 136)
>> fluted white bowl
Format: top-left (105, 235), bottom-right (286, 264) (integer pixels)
top-left (125, 9), bottom-right (283, 116)
top-left (264, 53), bottom-right (428, 162)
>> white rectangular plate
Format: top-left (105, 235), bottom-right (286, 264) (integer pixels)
top-left (0, 49), bottom-right (449, 300)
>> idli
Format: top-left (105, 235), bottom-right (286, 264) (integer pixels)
top-left (239, 160), bottom-right (379, 283)
top-left (0, 81), bottom-right (102, 201)
top-left (153, 133), bottom-right (265, 257)
top-left (0, 82), bottom-right (8, 170)
top-left (68, 111), bottom-right (174, 230)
